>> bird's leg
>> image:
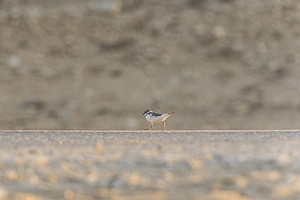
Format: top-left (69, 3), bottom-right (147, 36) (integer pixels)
top-left (162, 121), bottom-right (166, 132)
top-left (145, 123), bottom-right (153, 130)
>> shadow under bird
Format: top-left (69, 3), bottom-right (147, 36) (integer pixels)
top-left (143, 109), bottom-right (175, 132)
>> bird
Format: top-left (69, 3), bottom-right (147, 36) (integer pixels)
top-left (143, 109), bottom-right (175, 132)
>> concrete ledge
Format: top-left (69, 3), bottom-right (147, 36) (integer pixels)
top-left (0, 130), bottom-right (299, 200)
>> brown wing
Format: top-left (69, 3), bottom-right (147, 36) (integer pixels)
top-left (151, 112), bottom-right (163, 117)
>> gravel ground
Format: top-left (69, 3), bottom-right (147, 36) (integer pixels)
top-left (1, 130), bottom-right (300, 200)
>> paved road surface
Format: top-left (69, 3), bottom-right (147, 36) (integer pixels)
top-left (0, 130), bottom-right (300, 200)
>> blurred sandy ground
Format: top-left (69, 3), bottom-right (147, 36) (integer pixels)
top-left (1, 130), bottom-right (300, 200)
top-left (1, 0), bottom-right (300, 130)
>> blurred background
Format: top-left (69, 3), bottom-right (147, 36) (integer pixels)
top-left (1, 0), bottom-right (300, 130)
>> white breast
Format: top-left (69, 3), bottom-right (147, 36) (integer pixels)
top-left (146, 114), bottom-right (171, 123)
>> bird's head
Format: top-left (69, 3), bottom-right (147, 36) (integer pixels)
top-left (143, 109), bottom-right (152, 115)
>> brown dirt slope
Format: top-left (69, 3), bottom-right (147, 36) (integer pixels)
top-left (0, 0), bottom-right (300, 129)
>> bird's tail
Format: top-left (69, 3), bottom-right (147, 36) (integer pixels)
top-left (168, 112), bottom-right (175, 115)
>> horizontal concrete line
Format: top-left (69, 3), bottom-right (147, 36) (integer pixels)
top-left (0, 129), bottom-right (300, 133)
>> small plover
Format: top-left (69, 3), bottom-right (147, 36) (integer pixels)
top-left (143, 109), bottom-right (175, 132)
